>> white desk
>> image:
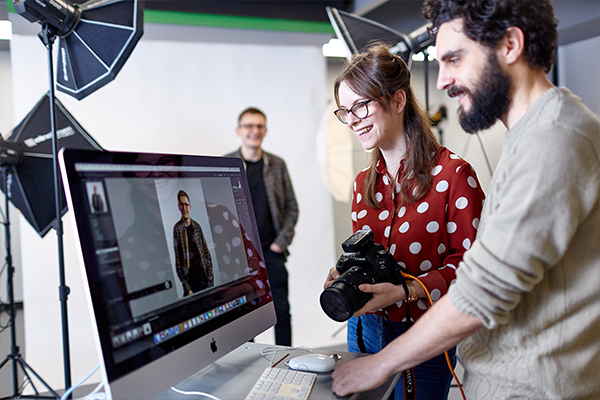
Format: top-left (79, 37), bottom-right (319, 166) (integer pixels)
top-left (157, 342), bottom-right (399, 400)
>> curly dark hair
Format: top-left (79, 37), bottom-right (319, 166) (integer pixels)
top-left (422, 0), bottom-right (558, 72)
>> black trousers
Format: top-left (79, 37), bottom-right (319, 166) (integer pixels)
top-left (263, 248), bottom-right (292, 346)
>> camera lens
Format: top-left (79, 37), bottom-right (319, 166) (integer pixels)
top-left (320, 266), bottom-right (374, 322)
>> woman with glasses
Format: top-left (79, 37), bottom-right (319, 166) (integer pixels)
top-left (323, 44), bottom-right (485, 400)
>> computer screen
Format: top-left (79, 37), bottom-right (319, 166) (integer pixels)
top-left (59, 149), bottom-right (276, 399)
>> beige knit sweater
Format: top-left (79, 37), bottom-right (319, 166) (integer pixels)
top-left (449, 87), bottom-right (600, 399)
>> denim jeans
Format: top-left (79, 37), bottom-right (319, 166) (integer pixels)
top-left (347, 314), bottom-right (456, 400)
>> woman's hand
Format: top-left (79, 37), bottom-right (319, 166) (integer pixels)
top-left (353, 282), bottom-right (406, 317)
top-left (323, 267), bottom-right (340, 289)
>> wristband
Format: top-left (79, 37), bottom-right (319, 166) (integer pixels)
top-left (407, 281), bottom-right (418, 302)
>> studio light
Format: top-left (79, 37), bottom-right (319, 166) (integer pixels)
top-left (0, 137), bottom-right (24, 166)
top-left (326, 7), bottom-right (436, 68)
top-left (8, 0), bottom-right (143, 394)
top-left (1, 93), bottom-right (103, 237)
top-left (14, 0), bottom-right (144, 100)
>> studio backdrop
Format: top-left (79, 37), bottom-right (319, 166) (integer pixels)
top-left (9, 20), bottom-right (337, 389)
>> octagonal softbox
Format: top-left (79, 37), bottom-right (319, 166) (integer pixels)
top-left (56, 0), bottom-right (144, 100)
top-left (2, 93), bottom-right (103, 236)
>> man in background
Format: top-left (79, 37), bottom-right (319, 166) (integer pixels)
top-left (173, 190), bottom-right (214, 296)
top-left (331, 0), bottom-right (600, 398)
top-left (227, 107), bottom-right (299, 346)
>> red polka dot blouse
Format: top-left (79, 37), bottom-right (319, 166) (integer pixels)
top-left (351, 147), bottom-right (485, 323)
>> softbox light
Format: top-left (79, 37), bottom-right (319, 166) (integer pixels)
top-left (326, 7), bottom-right (435, 67)
top-left (13, 0), bottom-right (144, 100)
top-left (1, 93), bottom-right (103, 237)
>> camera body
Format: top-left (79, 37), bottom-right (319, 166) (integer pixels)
top-left (320, 229), bottom-right (405, 322)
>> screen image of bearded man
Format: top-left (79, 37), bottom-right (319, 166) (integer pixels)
top-left (173, 190), bottom-right (214, 296)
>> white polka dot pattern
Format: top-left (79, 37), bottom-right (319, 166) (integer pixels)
top-left (349, 147), bottom-right (485, 324)
top-left (409, 242), bottom-right (422, 254)
top-left (468, 176), bottom-right (478, 188)
top-left (436, 180), bottom-right (449, 192)
top-left (384, 226), bottom-right (391, 237)
top-left (399, 221), bottom-right (410, 233)
top-left (456, 197), bottom-right (468, 209)
top-left (447, 222), bottom-right (457, 233)
top-left (463, 238), bottom-right (471, 250)
top-left (426, 221), bottom-right (439, 233)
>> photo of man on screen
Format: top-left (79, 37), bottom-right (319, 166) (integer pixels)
top-left (87, 182), bottom-right (107, 214)
top-left (173, 190), bottom-right (214, 296)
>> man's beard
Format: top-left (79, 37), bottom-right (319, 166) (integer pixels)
top-left (449, 52), bottom-right (511, 134)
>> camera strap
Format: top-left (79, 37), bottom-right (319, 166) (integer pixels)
top-left (401, 283), bottom-right (416, 399)
top-left (356, 316), bottom-right (367, 353)
top-left (356, 314), bottom-right (416, 400)
top-left (401, 315), bottom-right (416, 400)
top-left (403, 367), bottom-right (417, 399)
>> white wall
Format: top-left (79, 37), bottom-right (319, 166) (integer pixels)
top-left (558, 35), bottom-right (600, 119)
top-left (8, 19), bottom-right (340, 390)
top-left (8, 11), bottom-right (598, 396)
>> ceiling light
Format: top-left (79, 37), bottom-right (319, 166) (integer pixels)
top-left (322, 38), bottom-right (348, 58)
top-left (412, 47), bottom-right (436, 62)
top-left (0, 20), bottom-right (12, 40)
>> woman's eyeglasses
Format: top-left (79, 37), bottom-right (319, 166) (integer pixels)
top-left (333, 100), bottom-right (372, 124)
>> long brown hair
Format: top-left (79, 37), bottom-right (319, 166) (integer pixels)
top-left (334, 44), bottom-right (439, 208)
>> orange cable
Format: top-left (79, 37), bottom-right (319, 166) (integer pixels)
top-left (401, 272), bottom-right (467, 400)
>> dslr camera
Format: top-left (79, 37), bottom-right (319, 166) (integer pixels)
top-left (320, 229), bottom-right (406, 322)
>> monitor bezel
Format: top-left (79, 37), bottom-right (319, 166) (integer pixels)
top-left (59, 148), bottom-right (276, 399)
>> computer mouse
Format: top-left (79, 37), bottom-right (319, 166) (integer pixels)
top-left (287, 353), bottom-right (337, 373)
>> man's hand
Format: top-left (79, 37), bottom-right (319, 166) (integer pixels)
top-left (332, 295), bottom-right (485, 397)
top-left (353, 283), bottom-right (405, 316)
top-left (323, 267), bottom-right (340, 289)
top-left (331, 353), bottom-right (391, 397)
top-left (270, 242), bottom-right (284, 253)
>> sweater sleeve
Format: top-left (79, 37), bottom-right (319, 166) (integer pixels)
top-left (449, 121), bottom-right (600, 329)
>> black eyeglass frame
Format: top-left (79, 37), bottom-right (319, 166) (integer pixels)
top-left (333, 100), bottom-right (373, 124)
top-left (238, 123), bottom-right (267, 130)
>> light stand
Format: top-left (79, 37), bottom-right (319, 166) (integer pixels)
top-left (11, 0), bottom-right (143, 394)
top-left (0, 165), bottom-right (59, 400)
top-left (39, 22), bottom-right (72, 394)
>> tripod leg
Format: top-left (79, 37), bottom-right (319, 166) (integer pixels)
top-left (0, 355), bottom-right (11, 369)
top-left (0, 167), bottom-right (60, 400)
top-left (15, 356), bottom-right (60, 399)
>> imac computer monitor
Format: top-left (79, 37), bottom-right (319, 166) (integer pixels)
top-left (59, 149), bottom-right (276, 399)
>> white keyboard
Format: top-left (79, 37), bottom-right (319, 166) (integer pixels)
top-left (245, 366), bottom-right (316, 400)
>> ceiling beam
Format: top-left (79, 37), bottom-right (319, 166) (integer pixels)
top-left (558, 17), bottom-right (600, 45)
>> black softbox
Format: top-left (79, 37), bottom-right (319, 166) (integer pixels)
top-left (56, 0), bottom-right (144, 100)
top-left (13, 0), bottom-right (144, 100)
top-left (2, 93), bottom-right (103, 237)
top-left (326, 7), bottom-right (434, 67)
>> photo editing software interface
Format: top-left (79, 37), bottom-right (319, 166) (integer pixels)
top-left (63, 150), bottom-right (272, 382)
